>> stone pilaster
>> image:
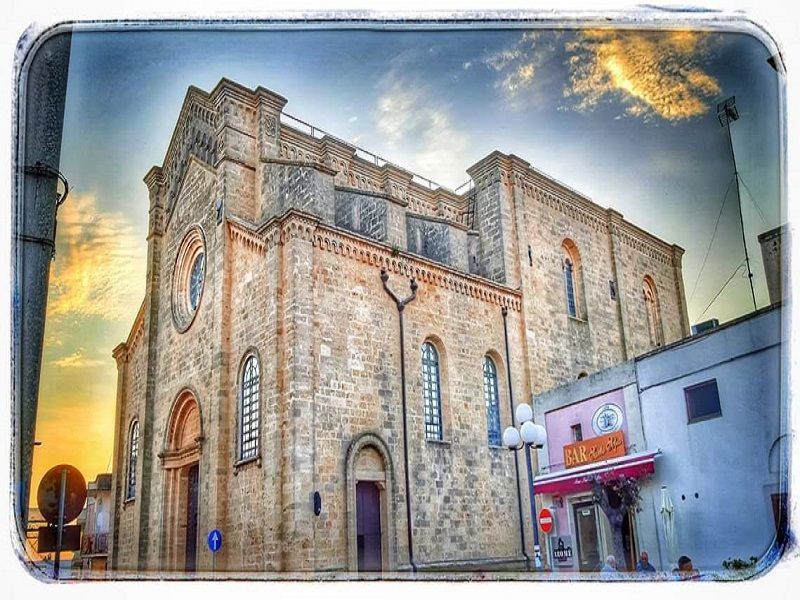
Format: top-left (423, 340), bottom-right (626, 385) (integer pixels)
top-left (277, 212), bottom-right (319, 571)
top-left (466, 151), bottom-right (521, 287)
top-left (108, 342), bottom-right (128, 571)
top-left (671, 244), bottom-right (690, 336)
top-left (137, 166), bottom-right (166, 570)
top-left (607, 209), bottom-right (632, 361)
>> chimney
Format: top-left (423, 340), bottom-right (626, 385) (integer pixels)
top-left (758, 224), bottom-right (788, 305)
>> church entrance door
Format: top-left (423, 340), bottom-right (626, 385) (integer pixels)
top-left (356, 481), bottom-right (382, 572)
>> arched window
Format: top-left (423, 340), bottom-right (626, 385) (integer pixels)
top-left (562, 240), bottom-right (584, 319)
top-left (483, 356), bottom-right (501, 446)
top-left (643, 276), bottom-right (664, 347)
top-left (564, 258), bottom-right (577, 317)
top-left (240, 354), bottom-right (260, 460)
top-left (421, 342), bottom-right (443, 441)
top-left (126, 420), bottom-right (139, 500)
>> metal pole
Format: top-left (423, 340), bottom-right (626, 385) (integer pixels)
top-left (381, 269), bottom-right (418, 573)
top-left (502, 307), bottom-right (529, 566)
top-left (53, 469), bottom-right (67, 579)
top-left (724, 117), bottom-right (758, 311)
top-left (524, 446), bottom-right (542, 570)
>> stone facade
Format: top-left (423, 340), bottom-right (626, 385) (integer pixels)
top-left (108, 78), bottom-right (689, 575)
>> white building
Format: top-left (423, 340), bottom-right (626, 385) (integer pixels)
top-left (532, 304), bottom-right (787, 575)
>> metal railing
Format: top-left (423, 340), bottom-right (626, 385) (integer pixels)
top-left (280, 112), bottom-right (466, 193)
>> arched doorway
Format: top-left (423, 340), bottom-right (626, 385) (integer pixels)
top-left (160, 390), bottom-right (203, 572)
top-left (346, 433), bottom-right (395, 573)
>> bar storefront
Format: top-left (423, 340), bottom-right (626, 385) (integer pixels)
top-left (533, 388), bottom-right (660, 573)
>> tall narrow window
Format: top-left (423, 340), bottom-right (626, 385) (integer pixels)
top-left (483, 356), bottom-right (501, 446)
top-left (126, 420), bottom-right (139, 500)
top-left (564, 259), bottom-right (577, 317)
top-left (643, 276), bottom-right (664, 347)
top-left (240, 354), bottom-right (260, 460)
top-left (561, 239), bottom-right (584, 319)
top-left (421, 342), bottom-right (443, 441)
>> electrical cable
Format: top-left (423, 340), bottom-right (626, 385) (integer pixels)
top-left (698, 261), bottom-right (746, 320)
top-left (689, 175), bottom-right (735, 304)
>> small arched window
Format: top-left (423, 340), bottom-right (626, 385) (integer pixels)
top-left (483, 356), bottom-right (501, 446)
top-left (643, 276), bottom-right (664, 347)
top-left (240, 354), bottom-right (260, 460)
top-left (126, 420), bottom-right (139, 500)
top-left (562, 240), bottom-right (584, 319)
top-left (421, 342), bottom-right (443, 441)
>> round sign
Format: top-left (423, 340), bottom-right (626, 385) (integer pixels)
top-left (592, 403), bottom-right (624, 436)
top-left (37, 464), bottom-right (87, 524)
top-left (538, 507), bottom-right (555, 534)
top-left (207, 528), bottom-right (223, 553)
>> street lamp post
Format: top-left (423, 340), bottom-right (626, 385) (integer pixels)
top-left (503, 403), bottom-right (547, 570)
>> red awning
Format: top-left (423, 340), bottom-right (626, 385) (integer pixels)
top-left (534, 449), bottom-right (661, 496)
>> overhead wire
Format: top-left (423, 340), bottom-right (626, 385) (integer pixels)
top-left (689, 175), bottom-right (736, 305)
top-left (698, 260), bottom-right (746, 320)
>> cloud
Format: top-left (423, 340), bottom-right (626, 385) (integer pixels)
top-left (374, 76), bottom-right (471, 189)
top-left (50, 348), bottom-right (108, 369)
top-left (47, 194), bottom-right (146, 322)
top-left (484, 31), bottom-right (561, 102)
top-left (485, 29), bottom-right (721, 122)
top-left (564, 30), bottom-right (721, 121)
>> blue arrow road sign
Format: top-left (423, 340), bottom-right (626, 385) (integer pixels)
top-left (207, 529), bottom-right (223, 553)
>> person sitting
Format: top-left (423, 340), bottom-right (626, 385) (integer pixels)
top-left (677, 555), bottom-right (700, 580)
top-left (600, 555), bottom-right (618, 580)
top-left (636, 551), bottom-right (656, 573)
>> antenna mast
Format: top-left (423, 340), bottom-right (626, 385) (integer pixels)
top-left (717, 96), bottom-right (757, 311)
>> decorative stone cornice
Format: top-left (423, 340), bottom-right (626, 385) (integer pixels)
top-left (226, 209), bottom-right (522, 311)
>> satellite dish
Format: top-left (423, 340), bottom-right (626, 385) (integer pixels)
top-left (37, 464), bottom-right (87, 524)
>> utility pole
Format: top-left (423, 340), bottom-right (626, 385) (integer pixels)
top-left (717, 96), bottom-right (757, 311)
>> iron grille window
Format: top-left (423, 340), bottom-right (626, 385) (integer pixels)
top-left (421, 342), bottom-right (443, 441)
top-left (483, 356), bottom-right (501, 446)
top-left (685, 379), bottom-right (722, 424)
top-left (571, 423), bottom-right (583, 442)
top-left (126, 420), bottom-right (139, 500)
top-left (564, 259), bottom-right (577, 317)
top-left (240, 355), bottom-right (260, 460)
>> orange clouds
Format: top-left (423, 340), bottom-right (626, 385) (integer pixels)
top-left (486, 29), bottom-right (721, 122)
top-left (565, 30), bottom-right (721, 121)
top-left (48, 194), bottom-right (145, 321)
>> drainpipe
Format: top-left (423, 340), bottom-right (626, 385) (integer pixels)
top-left (502, 306), bottom-right (530, 567)
top-left (381, 268), bottom-right (418, 573)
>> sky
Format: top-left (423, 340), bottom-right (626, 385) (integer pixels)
top-left (29, 25), bottom-right (783, 506)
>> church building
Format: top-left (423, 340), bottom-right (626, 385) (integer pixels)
top-left (108, 78), bottom-right (689, 574)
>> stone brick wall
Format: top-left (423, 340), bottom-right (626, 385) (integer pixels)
top-left (334, 189), bottom-right (389, 243)
top-left (405, 214), bottom-right (469, 273)
top-left (261, 161), bottom-right (335, 225)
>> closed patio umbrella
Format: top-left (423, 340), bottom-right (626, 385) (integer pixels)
top-left (660, 485), bottom-right (678, 568)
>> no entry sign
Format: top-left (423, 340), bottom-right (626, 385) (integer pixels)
top-left (538, 508), bottom-right (554, 534)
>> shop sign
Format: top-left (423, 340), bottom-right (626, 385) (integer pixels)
top-left (552, 535), bottom-right (574, 567)
top-left (592, 402), bottom-right (624, 436)
top-left (563, 430), bottom-right (625, 468)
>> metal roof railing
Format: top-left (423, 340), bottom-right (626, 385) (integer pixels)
top-left (280, 112), bottom-right (464, 193)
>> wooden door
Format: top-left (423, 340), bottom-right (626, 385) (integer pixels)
top-left (356, 481), bottom-right (382, 572)
top-left (185, 464), bottom-right (199, 572)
